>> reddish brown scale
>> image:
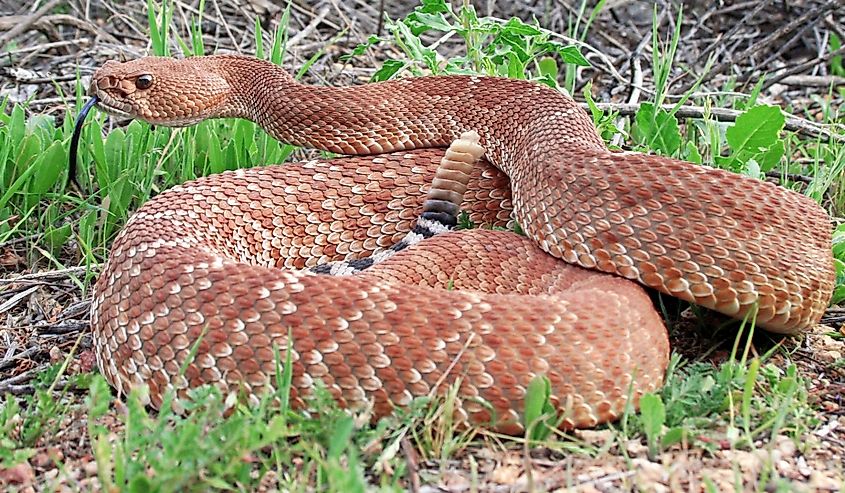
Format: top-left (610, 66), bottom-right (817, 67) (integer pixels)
top-left (89, 55), bottom-right (834, 433)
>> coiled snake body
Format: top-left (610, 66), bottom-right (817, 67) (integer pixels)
top-left (87, 55), bottom-right (834, 433)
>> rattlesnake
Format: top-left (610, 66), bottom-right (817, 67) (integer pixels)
top-left (79, 55), bottom-right (834, 433)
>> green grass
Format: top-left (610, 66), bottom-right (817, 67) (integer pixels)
top-left (0, 329), bottom-right (819, 490)
top-left (81, 343), bottom-right (414, 492)
top-left (1, 0), bottom-right (843, 490)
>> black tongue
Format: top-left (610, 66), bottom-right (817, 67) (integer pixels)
top-left (68, 96), bottom-right (99, 190)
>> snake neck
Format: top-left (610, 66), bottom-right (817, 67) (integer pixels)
top-left (210, 54), bottom-right (453, 155)
top-left (205, 54), bottom-right (605, 173)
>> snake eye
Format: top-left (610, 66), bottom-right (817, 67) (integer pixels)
top-left (135, 74), bottom-right (153, 90)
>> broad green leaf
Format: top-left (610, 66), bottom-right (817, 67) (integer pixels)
top-left (29, 141), bottom-right (66, 197)
top-left (44, 223), bottom-right (71, 255)
top-left (537, 57), bottom-right (559, 81)
top-left (494, 32), bottom-right (530, 63)
top-left (505, 51), bottom-right (525, 79)
top-left (725, 105), bottom-right (785, 172)
top-left (124, 121), bottom-right (146, 175)
top-left (582, 82), bottom-right (604, 122)
top-left (685, 141), bottom-right (702, 164)
top-left (555, 44), bottom-right (590, 67)
top-left (743, 158), bottom-right (761, 178)
top-left (16, 133), bottom-right (43, 180)
top-left (8, 104), bottom-right (25, 148)
top-left (26, 114), bottom-right (55, 141)
top-left (634, 102), bottom-right (681, 156)
top-left (0, 96), bottom-right (9, 123)
top-left (104, 129), bottom-right (126, 173)
top-left (726, 105), bottom-right (785, 148)
top-left (524, 375), bottom-right (556, 440)
top-left (832, 284), bottom-right (845, 305)
top-left (419, 0), bottom-right (449, 14)
top-left (458, 3), bottom-right (480, 29)
top-left (193, 123), bottom-right (211, 164)
top-left (327, 415), bottom-right (354, 460)
top-left (208, 131), bottom-right (225, 174)
top-left (639, 392), bottom-right (665, 439)
top-left (833, 224), bottom-right (845, 258)
top-left (405, 12), bottom-right (452, 35)
top-left (752, 140), bottom-right (784, 172)
top-left (341, 35), bottom-right (381, 61)
top-left (524, 375), bottom-right (550, 430)
top-left (89, 118), bottom-right (108, 186)
top-left (421, 47), bottom-right (439, 72)
top-left (128, 475), bottom-right (153, 493)
top-left (0, 139), bottom-right (46, 210)
top-left (661, 426), bottom-right (686, 449)
top-left (0, 127), bottom-right (10, 187)
top-left (372, 59), bottom-right (406, 82)
top-left (125, 120), bottom-right (145, 143)
top-left (501, 18), bottom-right (542, 36)
top-left (223, 140), bottom-right (239, 171)
top-left (391, 20), bottom-right (428, 62)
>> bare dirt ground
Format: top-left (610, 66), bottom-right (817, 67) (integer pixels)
top-left (1, 0), bottom-right (844, 491)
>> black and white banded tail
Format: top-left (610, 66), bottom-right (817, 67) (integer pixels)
top-left (310, 131), bottom-right (485, 276)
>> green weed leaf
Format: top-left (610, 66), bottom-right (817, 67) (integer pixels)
top-left (86, 375), bottom-right (112, 420)
top-left (831, 224), bottom-right (845, 304)
top-left (501, 18), bottom-right (542, 36)
top-left (328, 415), bottom-right (354, 460)
top-left (44, 224), bottom-right (71, 255)
top-left (524, 375), bottom-right (556, 441)
top-left (537, 57), bottom-right (558, 80)
top-left (661, 426), bottom-right (686, 449)
top-left (419, 0), bottom-right (449, 14)
top-left (127, 475), bottom-right (152, 493)
top-left (724, 105), bottom-right (785, 173)
top-left (554, 44), bottom-right (590, 66)
top-left (639, 392), bottom-right (665, 458)
top-left (634, 103), bottom-right (681, 156)
top-left (406, 12), bottom-right (452, 35)
top-left (8, 104), bottom-right (25, 148)
top-left (341, 35), bottom-right (381, 61)
top-left (685, 141), bottom-right (702, 164)
top-left (30, 141), bottom-right (65, 196)
top-left (372, 60), bottom-right (406, 81)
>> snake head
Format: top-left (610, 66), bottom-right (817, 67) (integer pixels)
top-left (89, 56), bottom-right (233, 126)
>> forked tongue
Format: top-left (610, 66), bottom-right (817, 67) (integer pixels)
top-left (68, 96), bottom-right (99, 189)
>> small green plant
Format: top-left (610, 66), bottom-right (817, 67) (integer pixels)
top-left (833, 223), bottom-right (845, 305)
top-left (0, 394), bottom-right (35, 467)
top-left (405, 379), bottom-right (478, 463)
top-left (631, 7), bottom-right (690, 160)
top-left (638, 393), bottom-right (665, 459)
top-left (717, 105), bottom-right (786, 176)
top-left (628, 321), bottom-right (814, 457)
top-left (831, 34), bottom-right (844, 76)
top-left (345, 0), bottom-right (589, 86)
top-left (582, 81), bottom-right (623, 142)
top-left (523, 375), bottom-right (562, 443)
top-left (0, 360), bottom-right (91, 468)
